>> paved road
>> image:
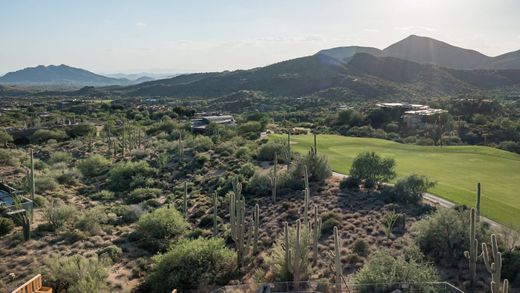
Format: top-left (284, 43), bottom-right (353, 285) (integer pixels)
top-left (331, 172), bottom-right (503, 230)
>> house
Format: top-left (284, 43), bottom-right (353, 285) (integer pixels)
top-left (191, 115), bottom-right (235, 133)
top-left (402, 108), bottom-right (448, 128)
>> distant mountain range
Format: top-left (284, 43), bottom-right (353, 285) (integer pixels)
top-left (2, 35), bottom-right (520, 99)
top-left (0, 65), bottom-right (154, 86)
top-left (318, 35), bottom-right (520, 70)
top-left (112, 35), bottom-right (520, 99)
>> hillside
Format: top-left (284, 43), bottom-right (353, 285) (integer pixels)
top-left (116, 53), bottom-right (520, 98)
top-left (0, 65), bottom-right (140, 86)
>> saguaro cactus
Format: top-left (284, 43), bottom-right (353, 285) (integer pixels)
top-left (271, 153), bottom-right (278, 203)
top-left (476, 183), bottom-right (481, 222)
top-left (229, 192), bottom-right (251, 268)
top-left (464, 208), bottom-right (479, 287)
top-left (213, 192), bottom-right (218, 236)
top-left (183, 181), bottom-right (188, 219)
top-left (29, 149), bottom-right (35, 218)
top-left (312, 205), bottom-right (322, 264)
top-left (287, 131), bottom-right (291, 166)
top-left (284, 220), bottom-right (305, 290)
top-left (178, 135), bottom-right (184, 162)
top-left (253, 204), bottom-right (260, 254)
top-left (313, 132), bottom-right (317, 155)
top-left (482, 234), bottom-right (509, 293)
top-left (333, 226), bottom-right (342, 293)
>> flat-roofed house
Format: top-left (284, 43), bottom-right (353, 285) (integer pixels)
top-left (191, 115), bottom-right (235, 133)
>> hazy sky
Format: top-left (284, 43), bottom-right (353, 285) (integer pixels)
top-left (1, 0), bottom-right (520, 75)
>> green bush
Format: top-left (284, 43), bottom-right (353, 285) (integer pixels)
top-left (97, 245), bottom-right (123, 262)
top-left (35, 176), bottom-right (58, 193)
top-left (257, 141), bottom-right (287, 161)
top-left (47, 151), bottom-right (73, 165)
top-left (77, 155), bottom-right (111, 178)
top-left (339, 176), bottom-right (360, 190)
top-left (292, 151), bottom-right (332, 182)
top-left (0, 149), bottom-right (22, 166)
top-left (0, 217), bottom-right (15, 236)
top-left (74, 207), bottom-right (108, 235)
top-left (44, 254), bottom-right (110, 293)
top-left (31, 129), bottom-right (67, 144)
top-left (349, 152), bottom-right (396, 188)
top-left (0, 128), bottom-right (13, 147)
top-left (143, 237), bottom-right (236, 292)
top-left (136, 207), bottom-right (188, 251)
top-left (236, 146), bottom-right (251, 160)
top-left (191, 135), bottom-right (214, 151)
top-left (353, 239), bottom-right (370, 257)
top-left (43, 199), bottom-right (78, 231)
top-left (352, 250), bottom-right (440, 292)
top-left (107, 161), bottom-right (157, 192)
top-left (321, 212), bottom-right (342, 235)
top-left (246, 170), bottom-right (271, 196)
top-left (67, 124), bottom-right (96, 138)
top-left (239, 162), bottom-right (256, 178)
top-left (127, 188), bottom-right (162, 203)
top-left (502, 250), bottom-right (520, 288)
top-left (381, 174), bottom-right (435, 204)
top-left (411, 207), bottom-right (490, 260)
top-left (193, 152), bottom-right (210, 166)
top-left (91, 190), bottom-right (115, 201)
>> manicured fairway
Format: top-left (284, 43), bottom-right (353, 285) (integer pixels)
top-left (272, 134), bottom-right (520, 229)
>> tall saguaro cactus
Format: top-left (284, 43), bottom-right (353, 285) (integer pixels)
top-left (284, 220), bottom-right (306, 290)
top-left (287, 131), bottom-right (291, 166)
top-left (476, 183), bottom-right (481, 222)
top-left (229, 191), bottom-right (251, 268)
top-left (333, 226), bottom-right (342, 293)
top-left (183, 181), bottom-right (188, 219)
top-left (482, 234), bottom-right (509, 293)
top-left (271, 153), bottom-right (278, 203)
top-left (313, 132), bottom-right (317, 155)
top-left (253, 204), bottom-right (260, 254)
top-left (464, 208), bottom-right (479, 287)
top-left (213, 192), bottom-right (218, 236)
top-left (29, 149), bottom-right (35, 218)
top-left (312, 205), bottom-right (321, 264)
top-left (178, 135), bottom-right (184, 162)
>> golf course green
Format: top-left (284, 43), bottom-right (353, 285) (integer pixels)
top-left (272, 134), bottom-right (520, 229)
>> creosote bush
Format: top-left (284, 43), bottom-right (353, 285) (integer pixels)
top-left (77, 154), bottom-right (111, 178)
top-left (0, 217), bottom-right (15, 236)
top-left (412, 207), bottom-right (490, 260)
top-left (43, 199), bottom-right (78, 231)
top-left (74, 206), bottom-right (109, 235)
top-left (127, 188), bottom-right (162, 203)
top-left (143, 237), bottom-right (235, 293)
top-left (353, 249), bottom-right (440, 292)
top-left (136, 207), bottom-right (189, 252)
top-left (382, 174), bottom-right (435, 204)
top-left (107, 161), bottom-right (157, 192)
top-left (44, 254), bottom-right (110, 293)
top-left (35, 176), bottom-right (58, 193)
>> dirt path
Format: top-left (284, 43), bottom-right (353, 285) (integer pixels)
top-left (331, 172), bottom-right (504, 231)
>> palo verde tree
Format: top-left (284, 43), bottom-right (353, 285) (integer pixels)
top-left (349, 151), bottom-right (396, 189)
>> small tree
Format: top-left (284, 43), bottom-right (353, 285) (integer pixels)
top-left (136, 207), bottom-right (189, 251)
top-left (0, 128), bottom-right (13, 147)
top-left (349, 152), bottom-right (396, 188)
top-left (77, 155), bottom-right (111, 178)
top-left (383, 174), bottom-right (436, 204)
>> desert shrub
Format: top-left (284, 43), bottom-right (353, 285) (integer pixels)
top-left (97, 245), bottom-right (123, 262)
top-left (246, 170), bottom-right (271, 196)
top-left (236, 146), bottom-right (251, 160)
top-left (292, 151), bottom-right (332, 182)
top-left (0, 149), bottom-right (22, 166)
top-left (349, 151), bottom-right (396, 188)
top-left (257, 141), bottom-right (287, 161)
top-left (320, 212), bottom-right (342, 235)
top-left (67, 124), bottom-right (96, 138)
top-left (44, 254), bottom-right (110, 293)
top-left (340, 176), bottom-right (360, 190)
top-left (74, 206), bottom-right (109, 235)
top-left (193, 152), bottom-right (210, 166)
top-left (441, 135), bottom-right (463, 145)
top-left (268, 223), bottom-right (312, 282)
top-left (91, 190), bottom-right (115, 201)
top-left (239, 162), bottom-right (256, 178)
top-left (192, 135), bottom-right (214, 151)
top-left (48, 151), bottom-right (73, 165)
top-left (215, 141), bottom-right (237, 156)
top-left (0, 217), bottom-right (15, 236)
top-left (107, 161), bottom-right (157, 192)
top-left (136, 207), bottom-right (188, 251)
top-left (31, 129), bottom-right (68, 143)
top-left (33, 195), bottom-right (48, 207)
top-left (131, 149), bottom-right (151, 160)
top-left (403, 136), bottom-right (417, 144)
top-left (411, 207), bottom-right (490, 260)
top-left (77, 155), bottom-right (111, 178)
top-left (43, 199), bottom-right (78, 231)
top-left (499, 141), bottom-right (520, 154)
top-left (353, 239), bottom-right (370, 257)
top-left (0, 128), bottom-right (13, 147)
top-left (143, 237), bottom-right (235, 292)
top-left (352, 250), bottom-right (440, 292)
top-left (146, 117), bottom-right (179, 135)
top-left (35, 176), bottom-right (58, 193)
top-left (51, 166), bottom-right (81, 185)
top-left (502, 250), bottom-right (520, 288)
top-left (127, 188), bottom-right (162, 203)
top-left (382, 174), bottom-right (435, 204)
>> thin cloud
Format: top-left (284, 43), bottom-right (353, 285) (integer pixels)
top-left (136, 21), bottom-right (147, 29)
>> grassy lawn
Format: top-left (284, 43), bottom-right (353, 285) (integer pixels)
top-left (272, 134), bottom-right (520, 229)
